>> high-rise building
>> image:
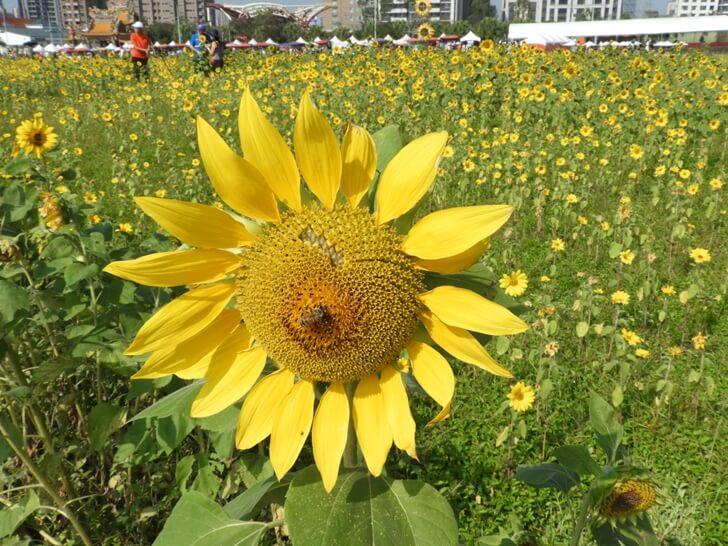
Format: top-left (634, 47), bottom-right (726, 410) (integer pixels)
top-left (134, 0), bottom-right (205, 24)
top-left (666, 0), bottom-right (721, 16)
top-left (503, 0), bottom-right (621, 21)
top-left (19, 0), bottom-right (63, 28)
top-left (322, 0), bottom-right (363, 29)
top-left (379, 0), bottom-right (459, 23)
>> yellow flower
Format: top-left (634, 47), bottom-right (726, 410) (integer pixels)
top-left (102, 112), bottom-right (113, 122)
top-left (38, 192), bottom-right (63, 230)
top-left (414, 0), bottom-right (431, 16)
top-left (103, 89), bottom-right (527, 493)
top-left (463, 158), bottom-right (475, 172)
top-left (689, 248), bottom-right (711, 263)
top-left (634, 348), bottom-right (650, 359)
top-left (709, 178), bottom-right (723, 190)
top-left (15, 118), bottom-right (57, 157)
top-left (551, 238), bottom-right (565, 252)
top-left (629, 144), bottom-right (644, 159)
top-left (56, 185), bottom-right (70, 194)
top-left (499, 270), bottom-right (528, 297)
top-left (155, 189), bottom-right (167, 198)
top-left (540, 275), bottom-right (551, 283)
top-left (130, 133), bottom-right (138, 142)
top-left (543, 341), bottom-right (559, 356)
top-left (621, 328), bottom-right (642, 346)
top-left (667, 346), bottom-right (683, 357)
top-left (507, 382), bottom-right (535, 412)
top-left (417, 23), bottom-right (435, 39)
top-left (611, 291), bottom-right (630, 305)
top-left (691, 332), bottom-right (707, 350)
top-left (577, 215), bottom-right (588, 225)
top-left (661, 285), bottom-right (675, 296)
top-left (600, 479), bottom-right (656, 521)
top-left (88, 213), bottom-right (101, 224)
top-left (84, 192), bottom-right (98, 204)
top-left (619, 250), bottom-right (635, 265)
top-left (566, 193), bottom-right (578, 204)
top-left (118, 223), bottom-right (133, 234)
top-left (600, 221), bottom-right (610, 231)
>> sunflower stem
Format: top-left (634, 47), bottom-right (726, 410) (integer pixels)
top-left (570, 490), bottom-right (591, 546)
top-left (343, 382), bottom-right (359, 468)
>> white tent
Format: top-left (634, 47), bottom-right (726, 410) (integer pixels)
top-left (524, 34), bottom-right (574, 47)
top-left (383, 34), bottom-right (394, 42)
top-left (249, 38), bottom-right (257, 45)
top-left (122, 42), bottom-right (133, 50)
top-left (265, 38), bottom-right (278, 45)
top-left (44, 43), bottom-right (58, 53)
top-left (653, 40), bottom-right (675, 47)
top-left (232, 39), bottom-right (243, 45)
top-left (393, 37), bottom-right (410, 46)
top-left (32, 44), bottom-right (44, 53)
top-left (330, 36), bottom-right (350, 49)
top-left (401, 33), bottom-right (412, 41)
top-left (0, 31), bottom-right (32, 46)
top-left (105, 43), bottom-right (120, 51)
top-left (74, 43), bottom-right (90, 51)
top-left (153, 41), bottom-right (162, 47)
top-left (169, 40), bottom-right (177, 46)
top-left (460, 31), bottom-right (481, 43)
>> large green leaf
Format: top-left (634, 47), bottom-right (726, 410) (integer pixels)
top-left (589, 392), bottom-right (623, 460)
top-left (0, 492), bottom-right (39, 538)
top-left (515, 463), bottom-right (580, 493)
top-left (129, 382), bottom-right (202, 422)
top-left (372, 125), bottom-right (403, 173)
top-left (285, 466), bottom-right (458, 546)
top-left (153, 491), bottom-right (266, 546)
top-left (553, 445), bottom-right (601, 477)
top-left (0, 280), bottom-right (30, 325)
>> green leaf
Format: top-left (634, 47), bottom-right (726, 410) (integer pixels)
top-left (612, 385), bottom-right (624, 407)
top-left (87, 403), bottom-right (126, 451)
top-left (589, 392), bottom-right (623, 460)
top-left (1, 157), bottom-right (32, 177)
top-left (152, 491), bottom-right (266, 546)
top-left (553, 445), bottom-right (601, 477)
top-left (195, 406), bottom-right (239, 432)
top-left (130, 382), bottom-right (202, 422)
top-left (576, 321), bottom-right (589, 338)
top-left (155, 412), bottom-right (195, 453)
top-left (223, 464), bottom-right (279, 520)
top-left (477, 536), bottom-right (517, 546)
top-left (372, 125), bottom-right (403, 173)
top-left (285, 466), bottom-right (458, 546)
top-left (63, 263), bottom-right (99, 286)
top-left (0, 491), bottom-right (39, 538)
top-left (515, 463), bottom-right (580, 493)
top-left (175, 455), bottom-right (195, 493)
top-left (424, 264), bottom-right (498, 296)
top-left (0, 280), bottom-right (30, 325)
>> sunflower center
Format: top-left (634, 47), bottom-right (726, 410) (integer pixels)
top-left (236, 205), bottom-right (425, 382)
top-left (31, 131), bottom-right (46, 145)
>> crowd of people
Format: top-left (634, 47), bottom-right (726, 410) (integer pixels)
top-left (129, 21), bottom-right (224, 80)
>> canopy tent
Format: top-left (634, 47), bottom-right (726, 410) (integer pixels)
top-left (104, 43), bottom-right (120, 51)
top-left (44, 43), bottom-right (58, 53)
top-left (265, 38), bottom-right (278, 46)
top-left (32, 44), bottom-right (44, 53)
top-left (0, 31), bottom-right (32, 46)
top-left (524, 33), bottom-right (574, 50)
top-left (330, 36), bottom-right (350, 49)
top-left (460, 31), bottom-right (481, 43)
top-left (295, 37), bottom-right (309, 45)
top-left (383, 34), bottom-right (394, 42)
top-left (653, 40), bottom-right (676, 47)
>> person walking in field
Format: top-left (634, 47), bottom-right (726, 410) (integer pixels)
top-left (130, 21), bottom-right (151, 81)
top-left (206, 28), bottom-right (224, 73)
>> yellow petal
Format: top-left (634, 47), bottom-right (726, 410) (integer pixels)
top-left (239, 88), bottom-right (301, 211)
top-left (132, 309), bottom-right (241, 379)
top-left (402, 205), bottom-right (513, 260)
top-left (294, 92), bottom-right (341, 209)
top-left (236, 369), bottom-right (295, 449)
top-left (352, 375), bottom-right (392, 476)
top-left (416, 239), bottom-right (488, 274)
top-left (340, 124), bottom-right (376, 208)
top-left (104, 249), bottom-right (241, 287)
top-left (407, 341), bottom-right (454, 426)
top-left (125, 283), bottom-right (235, 356)
top-left (375, 131), bottom-right (448, 224)
top-left (134, 197), bottom-right (253, 249)
top-left (176, 323), bottom-right (252, 380)
top-left (420, 311), bottom-right (512, 378)
top-left (379, 367), bottom-right (417, 458)
top-left (197, 116), bottom-right (279, 222)
top-left (312, 382), bottom-right (349, 492)
top-left (270, 380), bottom-right (315, 480)
top-left (190, 341), bottom-right (266, 418)
top-left (419, 286), bottom-right (528, 336)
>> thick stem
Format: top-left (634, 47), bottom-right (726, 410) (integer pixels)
top-left (0, 418), bottom-right (93, 546)
top-left (342, 382), bottom-right (358, 468)
top-left (570, 491), bottom-right (591, 546)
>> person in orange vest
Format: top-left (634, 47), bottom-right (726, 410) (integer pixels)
top-left (130, 21), bottom-right (151, 81)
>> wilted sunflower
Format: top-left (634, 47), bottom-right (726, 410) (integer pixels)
top-left (15, 117), bottom-right (58, 158)
top-left (600, 479), bottom-right (657, 521)
top-left (104, 89), bottom-right (527, 492)
top-left (418, 23), bottom-right (435, 40)
top-left (415, 0), bottom-right (431, 16)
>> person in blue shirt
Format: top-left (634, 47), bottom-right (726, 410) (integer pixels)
top-left (186, 23), bottom-right (209, 59)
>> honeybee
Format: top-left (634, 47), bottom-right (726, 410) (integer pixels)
top-left (299, 306), bottom-right (328, 329)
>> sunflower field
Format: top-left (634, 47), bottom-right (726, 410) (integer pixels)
top-left (0, 45), bottom-right (726, 546)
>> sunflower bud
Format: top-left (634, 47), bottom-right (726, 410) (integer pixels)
top-left (38, 192), bottom-right (64, 231)
top-left (600, 479), bottom-right (657, 521)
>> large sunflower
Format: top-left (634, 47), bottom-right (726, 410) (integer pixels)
top-left (104, 89), bottom-right (527, 492)
top-left (15, 117), bottom-right (58, 158)
top-left (415, 0), bottom-right (431, 17)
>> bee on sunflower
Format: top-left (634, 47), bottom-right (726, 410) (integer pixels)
top-left (104, 89), bottom-right (527, 492)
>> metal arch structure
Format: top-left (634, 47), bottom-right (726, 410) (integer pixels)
top-left (206, 2), bottom-right (331, 26)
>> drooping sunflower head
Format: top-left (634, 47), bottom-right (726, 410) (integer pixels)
top-left (104, 88), bottom-right (527, 492)
top-left (600, 479), bottom-right (657, 521)
top-left (418, 23), bottom-right (435, 40)
top-left (415, 0), bottom-right (431, 17)
top-left (15, 117), bottom-right (58, 158)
